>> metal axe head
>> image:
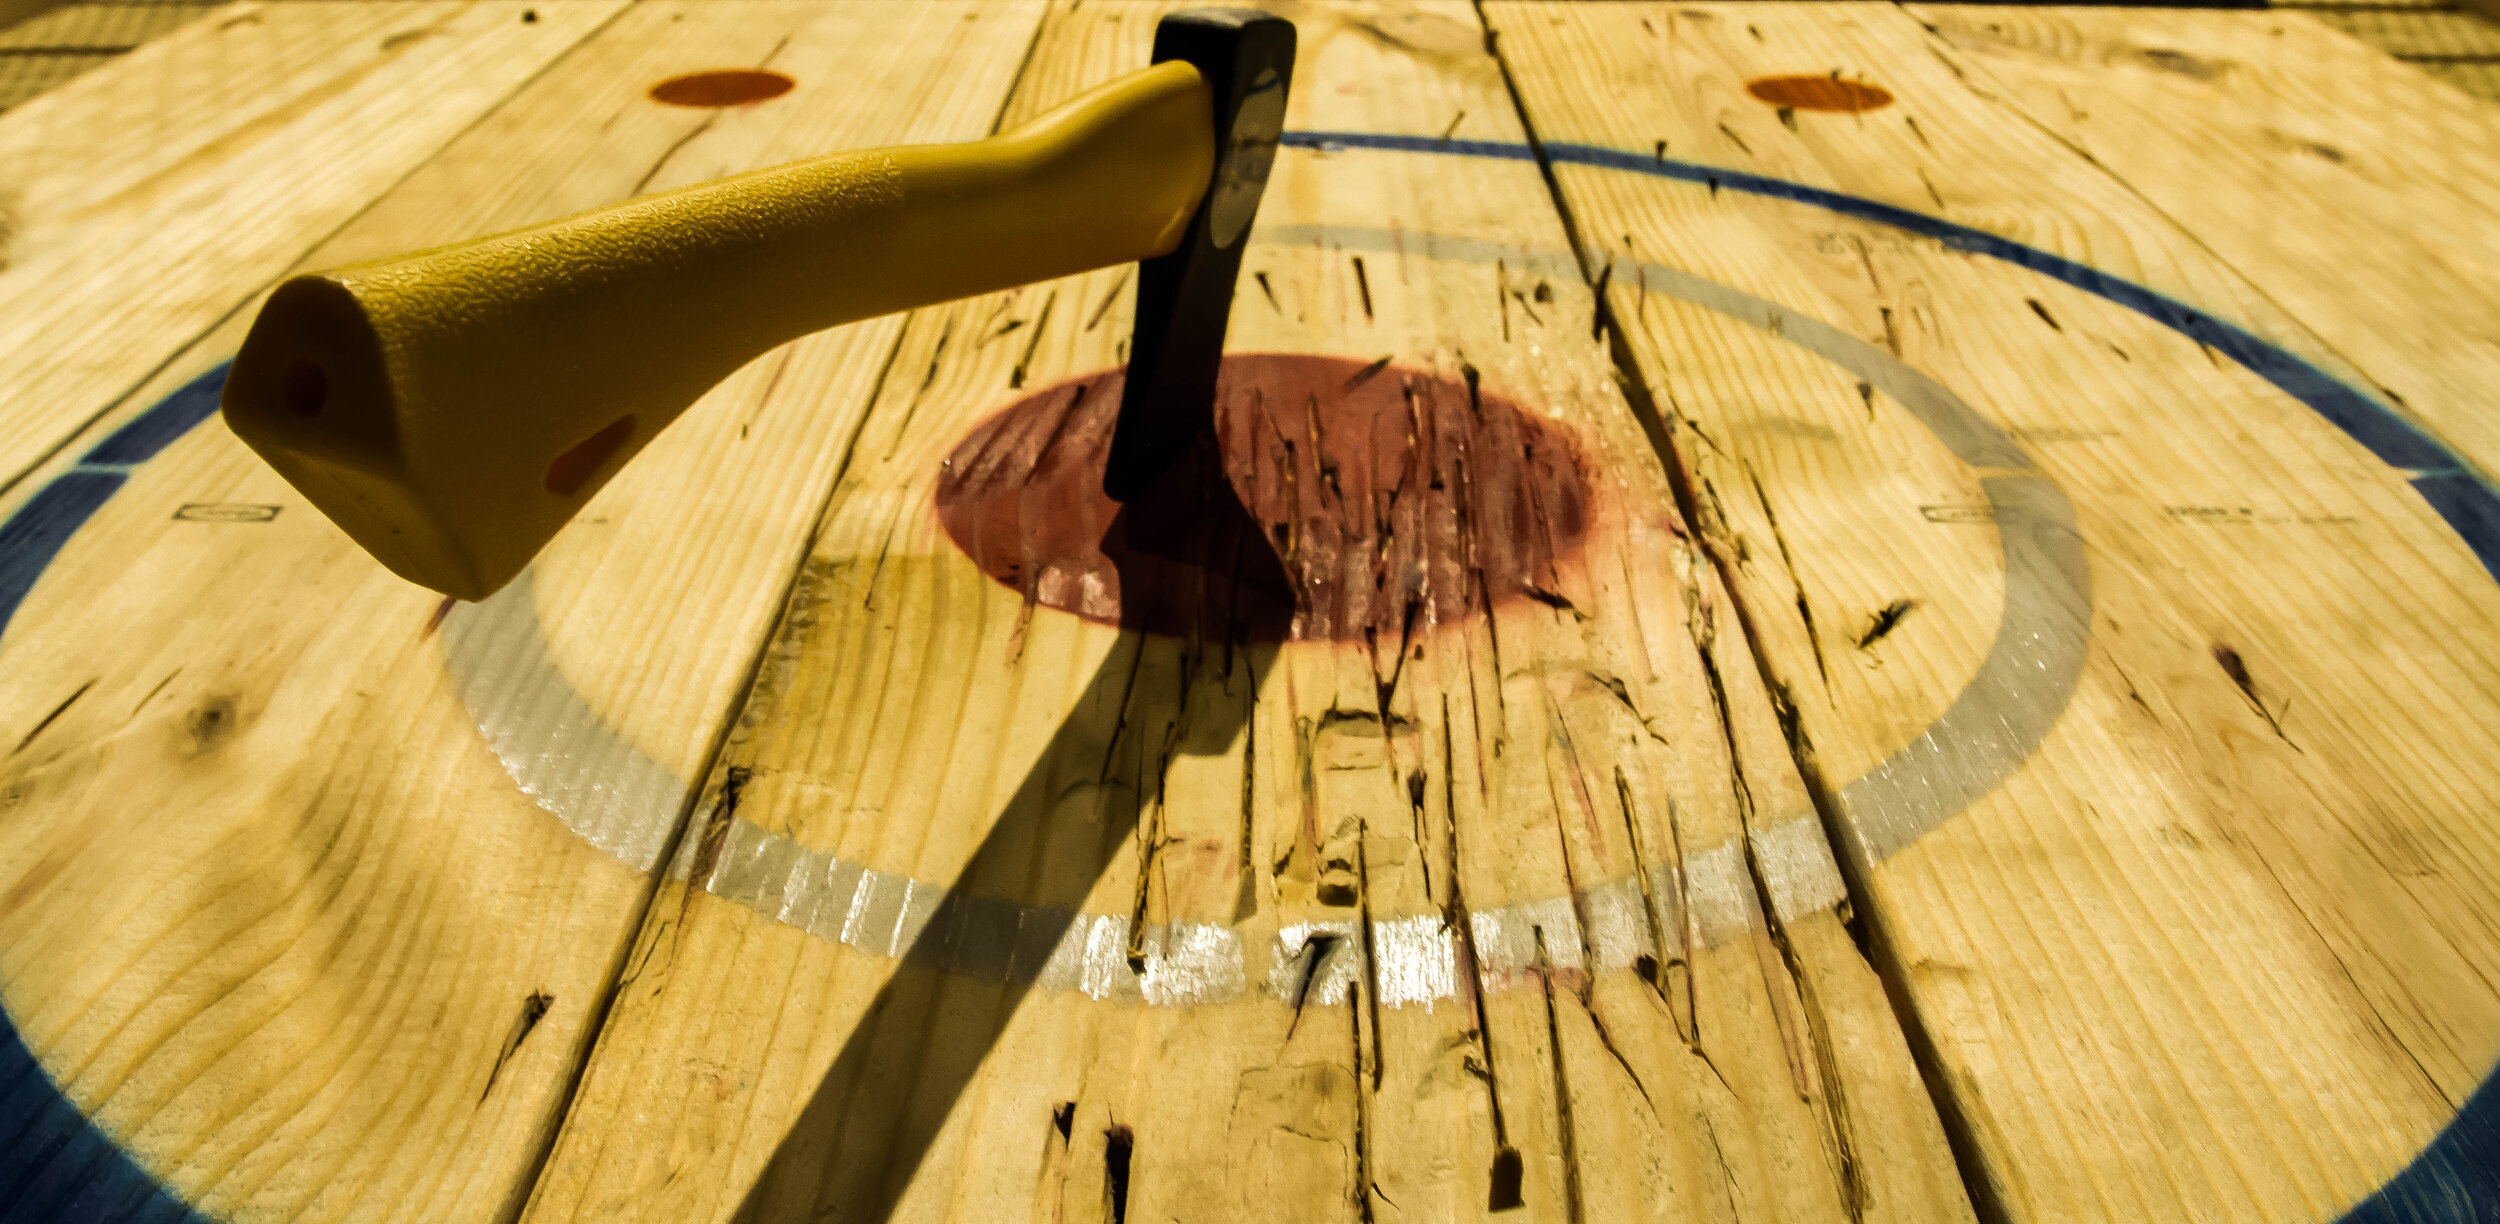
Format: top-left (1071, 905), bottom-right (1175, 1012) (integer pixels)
top-left (1100, 7), bottom-right (1296, 503)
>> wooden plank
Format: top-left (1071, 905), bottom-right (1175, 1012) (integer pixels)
top-left (0, 1), bottom-right (406, 214)
top-left (0, 46), bottom-right (109, 110)
top-left (523, 3), bottom-right (1968, 1222)
top-left (1906, 5), bottom-right (2500, 482)
top-left (0, 0), bottom-right (60, 39)
top-left (0, 0), bottom-right (623, 503)
top-left (2304, 7), bottom-right (2500, 58)
top-left (2271, 0), bottom-right (2450, 11)
top-left (1488, 2), bottom-right (2500, 1220)
top-left (2455, 0), bottom-right (2500, 34)
top-left (2416, 56), bottom-right (2500, 101)
top-left (0, 2), bottom-right (216, 50)
top-left (0, 2), bottom-right (1045, 1220)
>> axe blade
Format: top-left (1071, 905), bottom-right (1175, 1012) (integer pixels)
top-left (1100, 7), bottom-right (1296, 503)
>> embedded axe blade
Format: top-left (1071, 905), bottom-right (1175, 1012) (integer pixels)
top-left (1101, 8), bottom-right (1295, 503)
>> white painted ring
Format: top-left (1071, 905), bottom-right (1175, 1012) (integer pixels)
top-left (439, 228), bottom-right (2083, 1010)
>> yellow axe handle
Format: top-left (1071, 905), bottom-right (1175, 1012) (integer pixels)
top-left (221, 61), bottom-right (1214, 600)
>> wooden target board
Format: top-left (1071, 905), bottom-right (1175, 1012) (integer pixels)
top-left (0, 2), bottom-right (2495, 1222)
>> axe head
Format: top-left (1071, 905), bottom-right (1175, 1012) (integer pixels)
top-left (1100, 7), bottom-right (1296, 503)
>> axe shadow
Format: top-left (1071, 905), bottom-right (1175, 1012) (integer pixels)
top-left (729, 435), bottom-right (1293, 1223)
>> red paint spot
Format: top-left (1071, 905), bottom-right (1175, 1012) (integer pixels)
top-left (648, 69), bottom-right (795, 109)
top-left (1744, 75), bottom-right (1894, 113)
top-left (934, 353), bottom-right (1596, 643)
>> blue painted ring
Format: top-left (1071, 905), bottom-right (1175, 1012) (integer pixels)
top-left (0, 132), bottom-right (2492, 1221)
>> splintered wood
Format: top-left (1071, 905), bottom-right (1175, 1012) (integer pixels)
top-left (524, 3), bottom-right (1957, 1221)
top-left (0, 3), bottom-right (2496, 1224)
top-left (0, 3), bottom-right (1043, 1220)
top-left (1490, 3), bottom-right (2500, 1222)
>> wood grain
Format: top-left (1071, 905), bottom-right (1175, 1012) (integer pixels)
top-left (0, 47), bottom-right (111, 111)
top-left (2304, 7), bottom-right (2500, 59)
top-left (15, 3), bottom-right (2486, 1220)
top-left (2274, 0), bottom-right (2451, 10)
top-left (1489, 2), bottom-right (2500, 1220)
top-left (0, 0), bottom-right (62, 43)
top-left (523, 4), bottom-right (1965, 1223)
top-left (2416, 58), bottom-right (2500, 103)
top-left (0, 0), bottom-right (624, 504)
top-left (0, 2), bottom-right (217, 51)
top-left (0, 3), bottom-right (1044, 1220)
top-left (1907, 4), bottom-right (2500, 482)
top-left (1, 2), bottom-right (418, 265)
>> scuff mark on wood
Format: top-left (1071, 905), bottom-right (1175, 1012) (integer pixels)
top-left (1857, 598), bottom-right (1920, 650)
top-left (2214, 643), bottom-right (2298, 748)
top-left (1009, 288), bottom-right (1058, 389)
top-left (131, 668), bottom-right (180, 717)
top-left (677, 766), bottom-right (750, 930)
top-left (1103, 1123), bottom-right (1135, 1224)
top-left (13, 680), bottom-right (93, 756)
top-left (423, 596), bottom-right (457, 637)
top-left (1534, 931), bottom-right (1590, 1223)
top-left (1344, 355), bottom-right (1394, 391)
top-left (1085, 268), bottom-right (1131, 331)
top-left (480, 990), bottom-right (554, 1102)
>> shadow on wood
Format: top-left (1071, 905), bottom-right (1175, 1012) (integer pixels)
top-left (731, 430), bottom-right (1291, 1223)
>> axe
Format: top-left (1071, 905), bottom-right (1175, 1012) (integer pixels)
top-left (219, 9), bottom-right (1295, 600)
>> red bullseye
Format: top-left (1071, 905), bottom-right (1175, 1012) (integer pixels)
top-left (933, 353), bottom-right (1595, 643)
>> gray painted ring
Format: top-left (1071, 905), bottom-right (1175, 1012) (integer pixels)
top-left (440, 226), bottom-right (2088, 1008)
